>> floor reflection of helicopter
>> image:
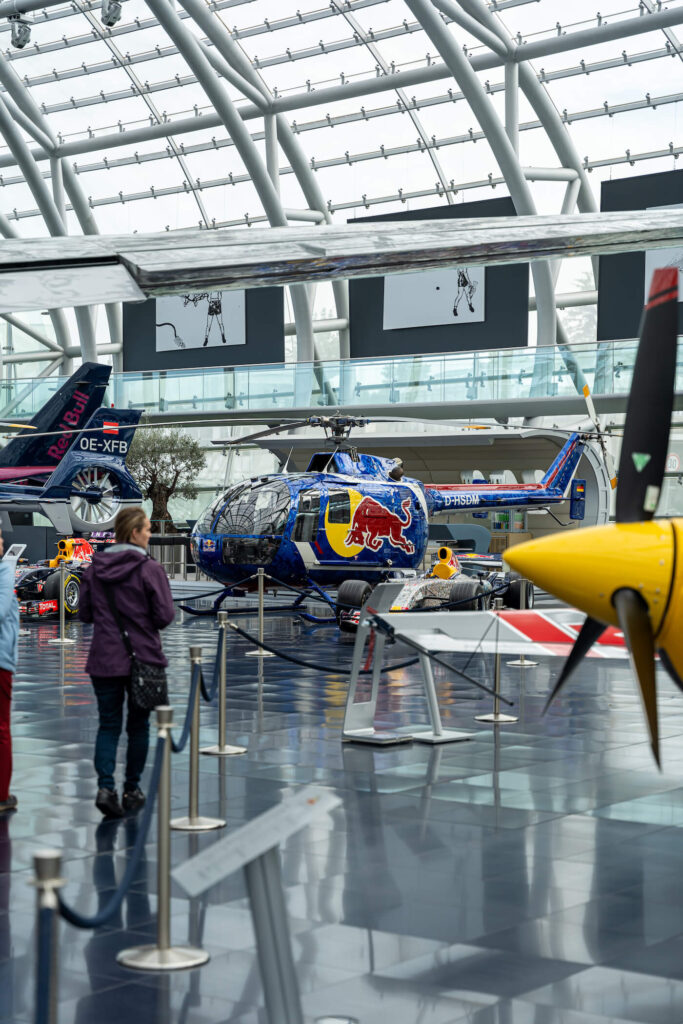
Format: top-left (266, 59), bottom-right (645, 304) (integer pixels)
top-left (190, 417), bottom-right (588, 615)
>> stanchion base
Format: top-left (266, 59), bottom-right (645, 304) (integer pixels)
top-left (117, 944), bottom-right (210, 971)
top-left (342, 729), bottom-right (412, 746)
top-left (506, 659), bottom-right (538, 667)
top-left (170, 815), bottom-right (226, 832)
top-left (47, 638), bottom-right (76, 646)
top-left (412, 729), bottom-right (472, 745)
top-left (244, 649), bottom-right (276, 658)
top-left (200, 744), bottom-right (247, 756)
top-left (475, 713), bottom-right (519, 723)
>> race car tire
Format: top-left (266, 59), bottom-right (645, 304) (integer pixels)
top-left (504, 578), bottom-right (534, 610)
top-left (336, 580), bottom-right (372, 633)
top-left (43, 571), bottom-right (81, 616)
top-left (448, 579), bottom-right (490, 610)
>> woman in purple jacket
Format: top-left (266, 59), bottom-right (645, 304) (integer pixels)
top-left (80, 507), bottom-right (175, 818)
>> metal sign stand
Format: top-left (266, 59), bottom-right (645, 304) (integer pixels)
top-left (342, 584), bottom-right (471, 745)
top-left (342, 619), bottom-right (412, 745)
top-left (245, 568), bottom-right (275, 658)
top-left (201, 612), bottom-right (247, 757)
top-left (47, 562), bottom-right (76, 647)
top-left (173, 785), bottom-right (341, 1024)
top-left (244, 846), bottom-right (304, 1024)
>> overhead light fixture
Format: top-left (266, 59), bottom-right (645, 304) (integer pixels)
top-left (101, 0), bottom-right (121, 27)
top-left (8, 15), bottom-right (31, 49)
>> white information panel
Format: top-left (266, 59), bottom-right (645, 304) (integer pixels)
top-left (644, 203), bottom-right (683, 301)
top-left (383, 266), bottom-right (485, 330)
top-left (155, 290), bottom-right (246, 351)
top-left (172, 785), bottom-right (342, 898)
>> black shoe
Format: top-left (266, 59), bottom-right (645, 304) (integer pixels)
top-left (0, 794), bottom-right (17, 814)
top-left (122, 788), bottom-right (146, 813)
top-left (96, 788), bottom-right (124, 819)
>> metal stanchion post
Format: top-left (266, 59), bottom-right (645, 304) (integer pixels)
top-left (118, 706), bottom-right (210, 970)
top-left (32, 850), bottom-right (64, 1024)
top-left (476, 598), bottom-right (518, 725)
top-left (172, 649), bottom-right (226, 832)
top-left (201, 612), bottom-right (247, 757)
top-left (507, 579), bottom-right (538, 668)
top-left (47, 562), bottom-right (75, 647)
top-left (245, 568), bottom-right (275, 658)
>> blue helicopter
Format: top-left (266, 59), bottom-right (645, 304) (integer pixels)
top-left (191, 417), bottom-right (587, 601)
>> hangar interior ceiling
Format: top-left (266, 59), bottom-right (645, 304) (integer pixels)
top-left (0, 0), bottom-right (680, 372)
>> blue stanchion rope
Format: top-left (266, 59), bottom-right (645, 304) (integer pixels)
top-left (35, 906), bottom-right (54, 1024)
top-left (200, 628), bottom-right (223, 704)
top-left (57, 735), bottom-right (165, 929)
top-left (171, 662), bottom-right (202, 754)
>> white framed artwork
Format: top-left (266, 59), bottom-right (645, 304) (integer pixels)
top-left (382, 267), bottom-right (486, 330)
top-left (156, 290), bottom-right (246, 352)
top-left (644, 204), bottom-right (683, 302)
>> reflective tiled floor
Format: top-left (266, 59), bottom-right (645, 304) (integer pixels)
top-left (4, 605), bottom-right (683, 1022)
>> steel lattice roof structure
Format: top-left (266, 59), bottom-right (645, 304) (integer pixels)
top-left (1, 0), bottom-right (682, 372)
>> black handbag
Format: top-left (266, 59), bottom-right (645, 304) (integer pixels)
top-left (102, 576), bottom-right (168, 711)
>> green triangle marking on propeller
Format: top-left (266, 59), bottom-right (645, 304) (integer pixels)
top-left (631, 452), bottom-right (651, 473)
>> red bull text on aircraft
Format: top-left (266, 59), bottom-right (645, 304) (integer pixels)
top-left (191, 433), bottom-right (587, 588)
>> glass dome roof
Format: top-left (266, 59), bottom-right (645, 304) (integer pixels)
top-left (0, 0), bottom-right (681, 364)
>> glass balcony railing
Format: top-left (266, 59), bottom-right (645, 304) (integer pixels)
top-left (0, 336), bottom-right (668, 421)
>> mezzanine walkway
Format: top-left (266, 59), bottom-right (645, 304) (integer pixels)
top-left (0, 336), bottom-right (678, 426)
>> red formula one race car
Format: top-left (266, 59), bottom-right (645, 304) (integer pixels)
top-left (14, 537), bottom-right (96, 619)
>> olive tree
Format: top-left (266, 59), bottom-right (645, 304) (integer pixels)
top-left (126, 426), bottom-right (207, 530)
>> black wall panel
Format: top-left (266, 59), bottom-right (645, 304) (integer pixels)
top-left (122, 288), bottom-right (285, 371)
top-left (348, 198), bottom-right (529, 358)
top-left (598, 169), bottom-right (683, 340)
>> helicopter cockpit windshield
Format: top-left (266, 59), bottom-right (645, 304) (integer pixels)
top-left (212, 480), bottom-right (291, 566)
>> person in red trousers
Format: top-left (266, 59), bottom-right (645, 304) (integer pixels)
top-left (0, 531), bottom-right (18, 815)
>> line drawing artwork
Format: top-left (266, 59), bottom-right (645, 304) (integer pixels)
top-left (183, 292), bottom-right (228, 346)
top-left (155, 290), bottom-right (247, 352)
top-left (452, 268), bottom-right (477, 317)
top-left (383, 266), bottom-right (485, 330)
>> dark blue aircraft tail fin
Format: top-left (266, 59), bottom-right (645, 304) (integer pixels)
top-left (40, 408), bottom-right (142, 532)
top-left (0, 362), bottom-right (110, 471)
top-left (540, 433), bottom-right (585, 494)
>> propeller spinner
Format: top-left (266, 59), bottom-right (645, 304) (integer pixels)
top-left (505, 267), bottom-right (680, 766)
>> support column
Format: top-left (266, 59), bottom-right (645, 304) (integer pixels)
top-left (505, 62), bottom-right (519, 154)
top-left (406, 0), bottom-right (556, 346)
top-left (176, 0), bottom-right (349, 359)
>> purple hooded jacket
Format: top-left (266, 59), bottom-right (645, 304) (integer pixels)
top-left (79, 544), bottom-right (176, 677)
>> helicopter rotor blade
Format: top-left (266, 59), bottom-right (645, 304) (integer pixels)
top-left (612, 587), bottom-right (660, 767)
top-left (211, 419), bottom-right (315, 447)
top-left (615, 266), bottom-right (678, 523)
top-left (543, 616), bottom-right (607, 715)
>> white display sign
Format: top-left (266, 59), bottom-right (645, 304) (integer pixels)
top-left (644, 204), bottom-right (683, 302)
top-left (172, 785), bottom-right (342, 898)
top-left (383, 266), bottom-right (485, 330)
top-left (155, 290), bottom-right (246, 352)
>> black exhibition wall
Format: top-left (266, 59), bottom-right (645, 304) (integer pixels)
top-left (348, 197), bottom-right (529, 358)
top-left (598, 168), bottom-right (683, 340)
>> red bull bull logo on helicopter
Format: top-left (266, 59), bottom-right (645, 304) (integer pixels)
top-left (344, 496), bottom-right (415, 554)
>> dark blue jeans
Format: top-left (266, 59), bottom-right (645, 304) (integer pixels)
top-left (91, 675), bottom-right (150, 793)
